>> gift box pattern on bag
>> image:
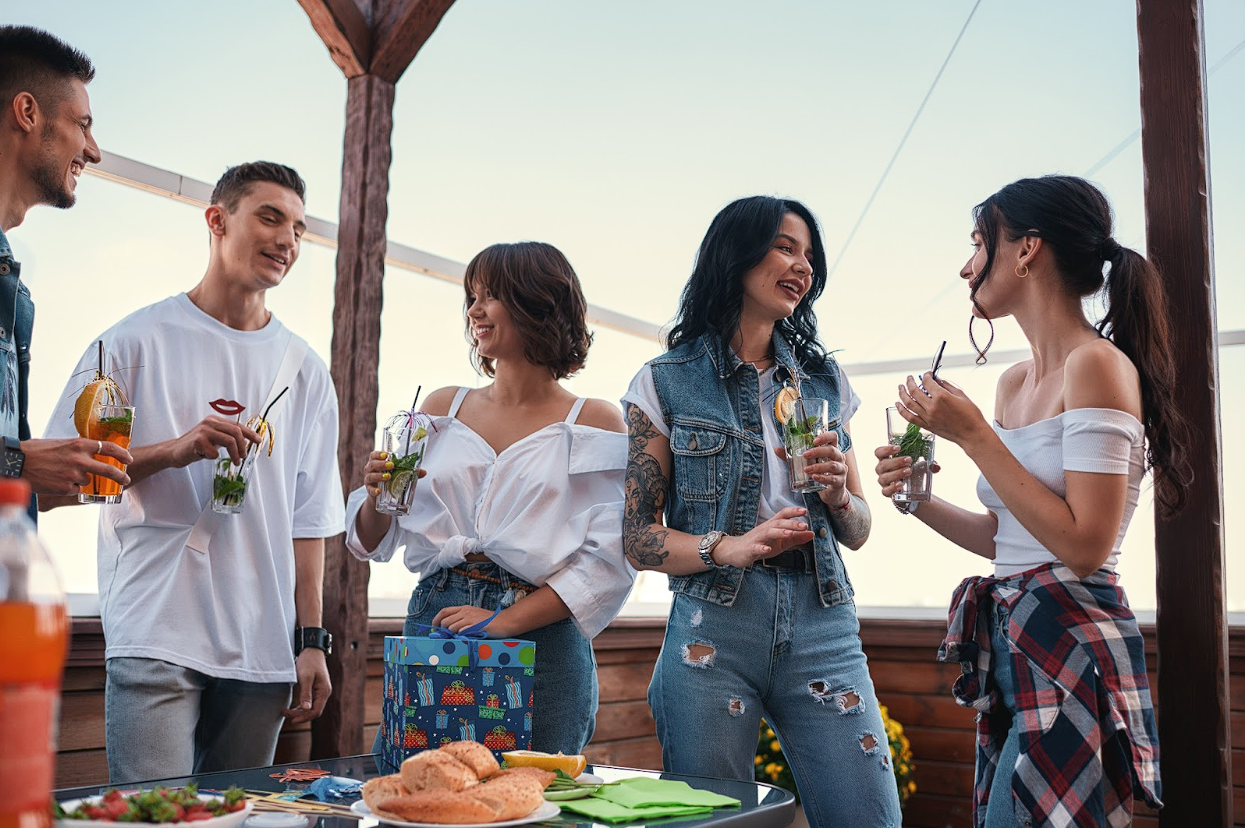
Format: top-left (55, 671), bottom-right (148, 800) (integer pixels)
top-left (381, 635), bottom-right (536, 768)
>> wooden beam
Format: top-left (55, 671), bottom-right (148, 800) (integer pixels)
top-left (297, 0), bottom-right (373, 79)
top-left (1136, 1), bottom-right (1232, 826)
top-left (311, 73), bottom-right (396, 759)
top-left (369, 0), bottom-right (457, 84)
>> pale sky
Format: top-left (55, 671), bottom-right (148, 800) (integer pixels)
top-left (6, 0), bottom-right (1243, 614)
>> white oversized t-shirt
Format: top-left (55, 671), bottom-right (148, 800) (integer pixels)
top-left (44, 294), bottom-right (345, 682)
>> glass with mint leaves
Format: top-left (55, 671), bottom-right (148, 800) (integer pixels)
top-left (886, 406), bottom-right (935, 502)
top-left (376, 409), bottom-right (432, 516)
top-left (781, 397), bottom-right (831, 493)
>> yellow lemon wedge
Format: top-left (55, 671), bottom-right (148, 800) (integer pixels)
top-left (74, 377), bottom-right (128, 438)
top-left (501, 750), bottom-right (587, 777)
top-left (773, 386), bottom-right (800, 424)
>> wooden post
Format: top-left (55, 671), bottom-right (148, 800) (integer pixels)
top-left (1136, 1), bottom-right (1232, 825)
top-left (312, 73), bottom-right (396, 759)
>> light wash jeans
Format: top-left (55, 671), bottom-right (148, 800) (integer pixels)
top-left (985, 600), bottom-right (1023, 828)
top-left (105, 657), bottom-right (291, 784)
top-left (648, 567), bottom-right (902, 828)
top-left (372, 563), bottom-right (597, 759)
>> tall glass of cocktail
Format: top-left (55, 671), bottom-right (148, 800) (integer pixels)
top-left (79, 404), bottom-right (135, 504)
top-left (375, 411), bottom-right (431, 516)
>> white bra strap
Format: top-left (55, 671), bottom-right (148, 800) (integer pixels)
top-left (565, 397), bottom-right (587, 424)
top-left (448, 386), bottom-right (471, 419)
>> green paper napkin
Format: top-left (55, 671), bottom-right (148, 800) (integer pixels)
top-left (593, 778), bottom-right (742, 809)
top-left (556, 798), bottom-right (714, 823)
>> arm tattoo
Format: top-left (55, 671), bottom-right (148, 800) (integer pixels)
top-left (829, 493), bottom-right (872, 547)
top-left (623, 404), bottom-right (671, 569)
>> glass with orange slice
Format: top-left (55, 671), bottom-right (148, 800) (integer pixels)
top-left (776, 391), bottom-right (831, 494)
top-left (74, 376), bottom-right (134, 504)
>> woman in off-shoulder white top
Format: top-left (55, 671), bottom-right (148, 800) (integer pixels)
top-left (872, 176), bottom-right (1190, 827)
top-left (346, 241), bottom-right (634, 755)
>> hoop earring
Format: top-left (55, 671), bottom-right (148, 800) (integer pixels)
top-left (969, 312), bottom-right (994, 365)
top-left (1014, 263), bottom-right (1029, 278)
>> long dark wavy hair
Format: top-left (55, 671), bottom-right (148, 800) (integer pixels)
top-left (667, 196), bottom-right (829, 371)
top-left (970, 175), bottom-right (1191, 517)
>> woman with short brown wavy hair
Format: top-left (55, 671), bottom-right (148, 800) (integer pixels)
top-left (346, 240), bottom-right (634, 756)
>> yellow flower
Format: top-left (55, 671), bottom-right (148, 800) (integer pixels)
top-left (907, 781), bottom-right (917, 793)
top-left (754, 755), bottom-right (763, 765)
top-left (769, 739), bottom-right (781, 753)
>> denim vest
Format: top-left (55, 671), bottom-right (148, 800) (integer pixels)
top-left (0, 229), bottom-right (33, 443)
top-left (649, 331), bottom-right (854, 607)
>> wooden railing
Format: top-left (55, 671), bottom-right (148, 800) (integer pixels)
top-left (57, 617), bottom-right (1244, 827)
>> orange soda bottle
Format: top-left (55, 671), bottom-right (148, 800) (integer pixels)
top-left (0, 479), bottom-right (69, 828)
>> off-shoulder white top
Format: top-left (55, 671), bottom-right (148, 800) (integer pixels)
top-left (976, 408), bottom-right (1146, 576)
top-left (345, 388), bottom-right (635, 639)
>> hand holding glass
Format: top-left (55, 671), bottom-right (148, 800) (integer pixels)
top-left (886, 406), bottom-right (935, 502)
top-left (375, 420), bottom-right (429, 516)
top-left (783, 398), bottom-right (831, 494)
top-left (79, 404), bottom-right (134, 504)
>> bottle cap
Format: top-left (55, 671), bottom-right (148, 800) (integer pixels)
top-left (0, 478), bottom-right (31, 506)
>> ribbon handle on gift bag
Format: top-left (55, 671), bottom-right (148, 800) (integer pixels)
top-left (412, 607), bottom-right (503, 640)
top-left (412, 608), bottom-right (503, 668)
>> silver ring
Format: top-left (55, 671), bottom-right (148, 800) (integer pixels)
top-left (96, 440), bottom-right (103, 455)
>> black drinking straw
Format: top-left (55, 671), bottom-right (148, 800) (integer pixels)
top-left (243, 386), bottom-right (290, 463)
top-left (97, 340), bottom-right (104, 377)
top-left (403, 386), bottom-right (423, 455)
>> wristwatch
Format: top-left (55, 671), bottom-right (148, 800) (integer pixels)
top-left (0, 436), bottom-right (24, 478)
top-left (697, 530), bottom-right (726, 569)
top-left (294, 626), bottom-right (333, 656)
top-left (894, 500), bottom-right (919, 515)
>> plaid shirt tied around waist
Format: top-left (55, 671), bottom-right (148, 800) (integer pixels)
top-left (938, 563), bottom-right (1161, 827)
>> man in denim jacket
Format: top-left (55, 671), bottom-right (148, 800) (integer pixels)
top-left (0, 26), bottom-right (129, 512)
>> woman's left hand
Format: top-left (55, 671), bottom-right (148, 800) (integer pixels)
top-left (432, 604), bottom-right (509, 637)
top-left (773, 431), bottom-right (850, 508)
top-left (897, 372), bottom-right (990, 447)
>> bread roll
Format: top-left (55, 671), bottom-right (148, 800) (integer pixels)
top-left (362, 774), bottom-right (409, 811)
top-left (439, 741), bottom-right (500, 779)
top-left (399, 750), bottom-right (478, 793)
top-left (464, 775), bottom-right (546, 820)
top-left (374, 791), bottom-right (501, 824)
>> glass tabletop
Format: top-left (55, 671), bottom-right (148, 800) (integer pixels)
top-left (56, 755), bottom-right (796, 828)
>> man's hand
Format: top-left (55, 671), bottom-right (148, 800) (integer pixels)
top-left (21, 437), bottom-right (132, 496)
top-left (169, 415), bottom-right (262, 467)
top-left (281, 647), bottom-right (331, 725)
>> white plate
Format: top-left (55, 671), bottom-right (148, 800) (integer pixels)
top-left (542, 774), bottom-right (604, 801)
top-left (56, 794), bottom-right (254, 828)
top-left (351, 799), bottom-right (559, 828)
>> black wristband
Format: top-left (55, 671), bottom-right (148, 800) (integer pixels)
top-left (295, 626), bottom-right (332, 656)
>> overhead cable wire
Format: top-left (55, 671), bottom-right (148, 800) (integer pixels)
top-left (1085, 39), bottom-right (1243, 178)
top-left (826, 0), bottom-right (982, 280)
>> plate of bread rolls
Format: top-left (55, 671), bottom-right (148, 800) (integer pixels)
top-left (354, 742), bottom-right (560, 826)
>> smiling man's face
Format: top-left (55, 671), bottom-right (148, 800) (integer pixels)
top-left (211, 180), bottom-right (307, 292)
top-left (30, 78), bottom-right (100, 210)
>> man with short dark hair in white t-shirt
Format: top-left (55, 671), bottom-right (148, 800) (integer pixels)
top-left (42, 162), bottom-right (346, 784)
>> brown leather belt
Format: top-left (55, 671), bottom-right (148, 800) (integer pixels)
top-left (759, 543), bottom-right (815, 572)
top-left (464, 553), bottom-right (490, 563)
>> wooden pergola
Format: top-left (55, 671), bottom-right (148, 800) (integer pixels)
top-left (297, 1), bottom-right (1233, 825)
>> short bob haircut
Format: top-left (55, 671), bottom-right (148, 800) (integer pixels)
top-left (464, 241), bottom-right (592, 380)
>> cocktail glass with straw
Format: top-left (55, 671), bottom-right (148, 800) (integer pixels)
top-left (212, 386), bottom-right (287, 515)
top-left (375, 387), bottom-right (433, 516)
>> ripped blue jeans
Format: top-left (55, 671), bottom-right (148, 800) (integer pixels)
top-left (649, 567), bottom-right (902, 828)
top-left (372, 563), bottom-right (597, 756)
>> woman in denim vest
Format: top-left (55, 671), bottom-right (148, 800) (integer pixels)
top-left (622, 196), bottom-right (903, 827)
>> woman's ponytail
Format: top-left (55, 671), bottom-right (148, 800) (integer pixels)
top-left (1097, 245), bottom-right (1192, 517)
